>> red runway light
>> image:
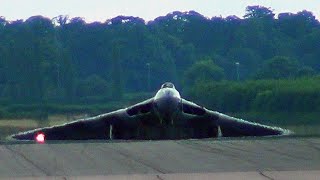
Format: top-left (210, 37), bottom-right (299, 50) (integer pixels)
top-left (35, 133), bottom-right (45, 143)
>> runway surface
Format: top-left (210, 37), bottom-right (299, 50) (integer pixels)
top-left (0, 137), bottom-right (319, 179)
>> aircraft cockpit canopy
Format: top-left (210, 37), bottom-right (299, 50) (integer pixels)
top-left (161, 82), bottom-right (175, 89)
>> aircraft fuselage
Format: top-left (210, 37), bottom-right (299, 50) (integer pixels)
top-left (154, 86), bottom-right (181, 125)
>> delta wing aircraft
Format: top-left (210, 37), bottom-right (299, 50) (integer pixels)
top-left (11, 82), bottom-right (291, 142)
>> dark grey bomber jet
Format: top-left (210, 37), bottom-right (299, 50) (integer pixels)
top-left (11, 82), bottom-right (291, 141)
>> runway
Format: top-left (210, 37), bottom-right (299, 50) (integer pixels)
top-left (0, 137), bottom-right (319, 179)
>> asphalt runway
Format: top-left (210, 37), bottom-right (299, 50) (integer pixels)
top-left (0, 137), bottom-right (319, 179)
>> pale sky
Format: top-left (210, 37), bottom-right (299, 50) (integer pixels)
top-left (1, 0), bottom-right (320, 22)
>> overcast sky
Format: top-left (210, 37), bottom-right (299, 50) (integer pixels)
top-left (1, 0), bottom-right (319, 22)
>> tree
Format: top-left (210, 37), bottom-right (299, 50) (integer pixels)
top-left (184, 60), bottom-right (225, 86)
top-left (277, 11), bottom-right (319, 38)
top-left (26, 16), bottom-right (59, 102)
top-left (296, 29), bottom-right (320, 70)
top-left (227, 48), bottom-right (262, 79)
top-left (76, 75), bottom-right (110, 97)
top-left (52, 15), bottom-right (69, 27)
top-left (111, 41), bottom-right (124, 100)
top-left (255, 56), bottom-right (300, 79)
top-left (0, 7), bottom-right (319, 108)
top-left (296, 66), bottom-right (316, 77)
top-left (0, 16), bottom-right (6, 27)
top-left (58, 48), bottom-right (76, 102)
top-left (244, 6), bottom-right (275, 19)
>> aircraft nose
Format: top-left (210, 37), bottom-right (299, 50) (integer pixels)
top-left (155, 94), bottom-right (179, 117)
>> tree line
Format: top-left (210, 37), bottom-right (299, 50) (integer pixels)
top-left (0, 5), bottom-right (319, 110)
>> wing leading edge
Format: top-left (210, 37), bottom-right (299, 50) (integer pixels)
top-left (207, 110), bottom-right (292, 137)
top-left (11, 97), bottom-right (292, 141)
top-left (10, 98), bottom-right (155, 141)
top-left (181, 99), bottom-right (292, 137)
top-left (10, 109), bottom-right (126, 141)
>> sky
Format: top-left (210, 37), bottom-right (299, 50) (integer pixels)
top-left (1, 0), bottom-right (320, 22)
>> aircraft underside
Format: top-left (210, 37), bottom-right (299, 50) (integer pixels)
top-left (112, 124), bottom-right (219, 140)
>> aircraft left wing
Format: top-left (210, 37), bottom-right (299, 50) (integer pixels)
top-left (181, 98), bottom-right (292, 137)
top-left (207, 110), bottom-right (292, 137)
top-left (10, 110), bottom-right (126, 141)
top-left (10, 98), bottom-right (155, 141)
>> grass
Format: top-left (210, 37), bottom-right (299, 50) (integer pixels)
top-left (228, 111), bottom-right (320, 126)
top-left (284, 125), bottom-right (320, 136)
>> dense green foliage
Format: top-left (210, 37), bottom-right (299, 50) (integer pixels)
top-left (184, 77), bottom-right (320, 125)
top-left (0, 6), bottom-right (319, 123)
top-left (185, 77), bottom-right (320, 113)
top-left (184, 59), bottom-right (225, 85)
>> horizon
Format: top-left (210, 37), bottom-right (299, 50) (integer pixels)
top-left (1, 0), bottom-right (320, 23)
top-left (1, 8), bottom-right (319, 24)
